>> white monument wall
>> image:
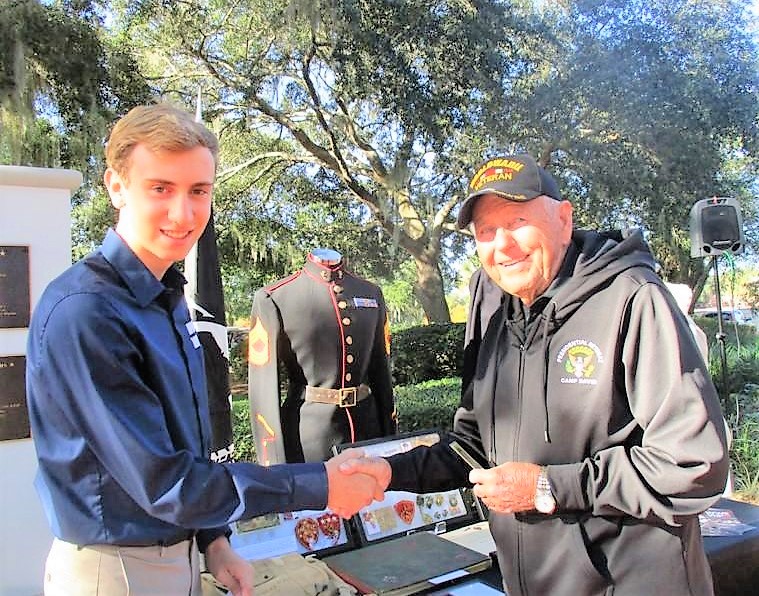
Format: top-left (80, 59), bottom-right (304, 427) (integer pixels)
top-left (0, 166), bottom-right (82, 596)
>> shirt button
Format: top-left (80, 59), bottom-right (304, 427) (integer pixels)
top-left (338, 301), bottom-right (347, 309)
top-left (333, 285), bottom-right (343, 294)
top-left (342, 317), bottom-right (351, 325)
top-left (346, 336), bottom-right (353, 345)
top-left (345, 373), bottom-right (352, 382)
top-left (347, 354), bottom-right (354, 363)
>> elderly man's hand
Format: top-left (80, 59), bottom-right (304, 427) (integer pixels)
top-left (324, 448), bottom-right (389, 518)
top-left (469, 462), bottom-right (541, 514)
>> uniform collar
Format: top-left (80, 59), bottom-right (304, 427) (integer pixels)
top-left (303, 254), bottom-right (345, 283)
top-left (100, 229), bottom-right (186, 308)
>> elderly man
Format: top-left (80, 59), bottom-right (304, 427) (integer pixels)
top-left (342, 154), bottom-right (728, 595)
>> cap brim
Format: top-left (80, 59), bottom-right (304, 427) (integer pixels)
top-left (456, 189), bottom-right (541, 229)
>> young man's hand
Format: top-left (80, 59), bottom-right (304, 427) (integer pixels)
top-left (324, 448), bottom-right (390, 518)
top-left (205, 536), bottom-right (254, 596)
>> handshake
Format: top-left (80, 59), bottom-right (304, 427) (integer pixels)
top-left (324, 448), bottom-right (392, 519)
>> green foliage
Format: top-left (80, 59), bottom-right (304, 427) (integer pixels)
top-left (231, 396), bottom-right (256, 463)
top-left (107, 0), bottom-right (546, 323)
top-left (228, 328), bottom-right (249, 388)
top-left (379, 260), bottom-right (425, 329)
top-left (391, 323), bottom-right (465, 385)
top-left (696, 318), bottom-right (759, 406)
top-left (0, 0), bottom-right (150, 169)
top-left (503, 0), bottom-right (759, 288)
top-left (730, 384), bottom-right (759, 503)
top-left (395, 378), bottom-right (461, 433)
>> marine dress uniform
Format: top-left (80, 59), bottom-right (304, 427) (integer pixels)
top-left (248, 251), bottom-right (397, 464)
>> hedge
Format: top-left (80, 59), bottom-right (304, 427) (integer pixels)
top-left (391, 323), bottom-right (465, 385)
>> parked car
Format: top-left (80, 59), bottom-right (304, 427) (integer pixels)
top-left (694, 308), bottom-right (756, 326)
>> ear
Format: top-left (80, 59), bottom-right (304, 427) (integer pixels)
top-left (104, 168), bottom-right (125, 209)
top-left (557, 200), bottom-right (573, 241)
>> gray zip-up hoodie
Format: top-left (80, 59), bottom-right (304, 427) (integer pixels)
top-left (389, 229), bottom-right (728, 595)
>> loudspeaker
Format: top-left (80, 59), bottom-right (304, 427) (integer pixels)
top-left (689, 197), bottom-right (744, 257)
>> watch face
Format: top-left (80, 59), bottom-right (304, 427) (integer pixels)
top-left (536, 493), bottom-right (556, 514)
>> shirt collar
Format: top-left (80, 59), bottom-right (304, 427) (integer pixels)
top-left (100, 229), bottom-right (186, 308)
top-left (303, 254), bottom-right (345, 283)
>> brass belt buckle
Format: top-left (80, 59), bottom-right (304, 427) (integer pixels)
top-left (338, 387), bottom-right (357, 408)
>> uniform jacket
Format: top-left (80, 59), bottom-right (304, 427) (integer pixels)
top-left (388, 229), bottom-right (728, 596)
top-left (248, 254), bottom-right (396, 464)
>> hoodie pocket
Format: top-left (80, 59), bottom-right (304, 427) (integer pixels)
top-left (491, 515), bottom-right (611, 596)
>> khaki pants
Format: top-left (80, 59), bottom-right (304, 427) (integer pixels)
top-left (44, 537), bottom-right (201, 596)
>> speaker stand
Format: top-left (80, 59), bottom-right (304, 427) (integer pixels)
top-left (711, 256), bottom-right (735, 424)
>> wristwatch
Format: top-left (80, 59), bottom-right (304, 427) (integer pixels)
top-left (535, 466), bottom-right (556, 514)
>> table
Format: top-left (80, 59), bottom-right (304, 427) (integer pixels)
top-left (704, 497), bottom-right (759, 596)
top-left (429, 498), bottom-right (759, 595)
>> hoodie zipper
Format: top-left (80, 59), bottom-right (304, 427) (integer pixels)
top-left (515, 341), bottom-right (528, 595)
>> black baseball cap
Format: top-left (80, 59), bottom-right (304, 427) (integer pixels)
top-left (457, 154), bottom-right (562, 228)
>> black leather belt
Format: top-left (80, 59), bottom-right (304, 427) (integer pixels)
top-left (304, 384), bottom-right (370, 407)
top-left (160, 532), bottom-right (195, 547)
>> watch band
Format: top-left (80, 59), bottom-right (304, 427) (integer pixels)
top-left (535, 466), bottom-right (556, 514)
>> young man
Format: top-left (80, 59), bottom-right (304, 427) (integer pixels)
top-left (344, 154), bottom-right (728, 595)
top-left (26, 104), bottom-right (386, 595)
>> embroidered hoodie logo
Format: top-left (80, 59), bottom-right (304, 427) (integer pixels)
top-left (556, 339), bottom-right (603, 385)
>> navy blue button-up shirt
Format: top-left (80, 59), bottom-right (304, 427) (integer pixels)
top-left (26, 230), bottom-right (327, 550)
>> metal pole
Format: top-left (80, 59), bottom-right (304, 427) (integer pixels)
top-left (712, 255), bottom-right (734, 423)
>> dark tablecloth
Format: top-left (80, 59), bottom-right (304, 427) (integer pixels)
top-left (704, 497), bottom-right (759, 596)
top-left (426, 497), bottom-right (759, 595)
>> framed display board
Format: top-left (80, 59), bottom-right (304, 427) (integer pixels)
top-left (0, 355), bottom-right (29, 441)
top-left (229, 507), bottom-right (355, 562)
top-left (333, 430), bottom-right (483, 545)
top-left (0, 245), bottom-right (31, 328)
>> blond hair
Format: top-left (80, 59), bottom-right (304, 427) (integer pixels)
top-left (105, 103), bottom-right (219, 179)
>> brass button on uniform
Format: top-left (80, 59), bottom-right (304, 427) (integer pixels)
top-left (338, 301), bottom-right (347, 309)
top-left (345, 373), bottom-right (352, 382)
top-left (346, 336), bottom-right (353, 345)
top-left (346, 354), bottom-right (354, 363)
top-left (342, 317), bottom-right (351, 325)
top-left (333, 285), bottom-right (343, 294)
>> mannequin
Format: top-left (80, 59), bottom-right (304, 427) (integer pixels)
top-left (248, 249), bottom-right (397, 464)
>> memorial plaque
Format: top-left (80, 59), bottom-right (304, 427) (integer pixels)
top-left (0, 245), bottom-right (31, 328)
top-left (0, 355), bottom-right (30, 441)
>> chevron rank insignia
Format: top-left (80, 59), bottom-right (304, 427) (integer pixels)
top-left (248, 317), bottom-right (270, 366)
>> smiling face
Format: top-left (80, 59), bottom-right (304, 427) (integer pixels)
top-left (471, 193), bottom-right (573, 305)
top-left (104, 143), bottom-right (215, 279)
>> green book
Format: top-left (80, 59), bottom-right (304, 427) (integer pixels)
top-left (323, 531), bottom-right (492, 596)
